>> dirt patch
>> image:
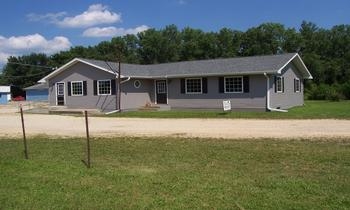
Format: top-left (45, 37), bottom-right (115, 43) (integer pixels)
top-left (0, 113), bottom-right (349, 139)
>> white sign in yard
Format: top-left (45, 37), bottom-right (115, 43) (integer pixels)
top-left (223, 100), bottom-right (231, 111)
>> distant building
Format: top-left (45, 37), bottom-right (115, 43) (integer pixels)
top-left (24, 83), bottom-right (49, 101)
top-left (0, 86), bottom-right (11, 104)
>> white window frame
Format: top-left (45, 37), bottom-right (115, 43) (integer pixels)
top-left (224, 76), bottom-right (243, 93)
top-left (56, 82), bottom-right (65, 96)
top-left (134, 80), bottom-right (141, 89)
top-left (185, 78), bottom-right (202, 94)
top-left (71, 81), bottom-right (83, 96)
top-left (97, 79), bottom-right (112, 95)
top-left (276, 76), bottom-right (283, 93)
top-left (55, 82), bottom-right (65, 106)
top-left (295, 78), bottom-right (301, 92)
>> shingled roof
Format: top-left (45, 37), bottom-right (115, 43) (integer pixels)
top-left (39, 53), bottom-right (312, 83)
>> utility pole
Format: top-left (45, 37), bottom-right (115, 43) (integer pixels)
top-left (118, 61), bottom-right (121, 110)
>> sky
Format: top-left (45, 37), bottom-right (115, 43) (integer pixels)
top-left (0, 0), bottom-right (349, 68)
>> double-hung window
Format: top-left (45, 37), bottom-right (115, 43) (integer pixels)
top-left (225, 76), bottom-right (243, 93)
top-left (186, 78), bottom-right (202, 94)
top-left (276, 76), bottom-right (283, 93)
top-left (71, 81), bottom-right (83, 96)
top-left (98, 80), bottom-right (111, 95)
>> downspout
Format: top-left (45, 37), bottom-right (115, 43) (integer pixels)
top-left (105, 76), bottom-right (131, 115)
top-left (263, 73), bottom-right (288, 112)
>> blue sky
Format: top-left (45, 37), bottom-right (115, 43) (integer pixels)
top-left (0, 0), bottom-right (349, 67)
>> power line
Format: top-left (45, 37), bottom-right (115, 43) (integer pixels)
top-left (6, 61), bottom-right (56, 70)
top-left (0, 71), bottom-right (50, 79)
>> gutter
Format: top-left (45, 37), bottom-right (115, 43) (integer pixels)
top-left (263, 73), bottom-right (288, 113)
top-left (105, 77), bottom-right (131, 115)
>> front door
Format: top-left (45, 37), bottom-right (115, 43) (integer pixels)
top-left (56, 82), bottom-right (65, 106)
top-left (156, 80), bottom-right (167, 104)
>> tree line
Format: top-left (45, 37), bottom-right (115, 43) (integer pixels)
top-left (1, 21), bottom-right (349, 100)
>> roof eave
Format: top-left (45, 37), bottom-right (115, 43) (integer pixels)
top-left (124, 70), bottom-right (277, 79)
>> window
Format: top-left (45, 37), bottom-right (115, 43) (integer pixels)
top-left (71, 81), bottom-right (83, 96)
top-left (134, 80), bottom-right (141, 89)
top-left (276, 76), bottom-right (283, 93)
top-left (57, 82), bottom-right (64, 96)
top-left (225, 76), bottom-right (243, 93)
top-left (186, 78), bottom-right (202, 94)
top-left (98, 80), bottom-right (111, 95)
top-left (157, 81), bottom-right (166, 93)
top-left (294, 78), bottom-right (301, 92)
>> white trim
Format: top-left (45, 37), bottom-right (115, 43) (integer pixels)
top-left (166, 79), bottom-right (169, 104)
top-left (276, 76), bottom-right (283, 93)
top-left (134, 80), bottom-right (141, 89)
top-left (185, 78), bottom-right (202, 94)
top-left (97, 79), bottom-right (112, 95)
top-left (295, 78), bottom-right (301, 92)
top-left (70, 81), bottom-right (83, 96)
top-left (39, 58), bottom-right (119, 83)
top-left (55, 82), bottom-right (65, 106)
top-left (154, 80), bottom-right (168, 104)
top-left (277, 53), bottom-right (313, 79)
top-left (224, 76), bottom-right (243, 93)
top-left (154, 80), bottom-right (157, 105)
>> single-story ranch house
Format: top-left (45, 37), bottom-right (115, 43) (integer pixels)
top-left (38, 53), bottom-right (312, 112)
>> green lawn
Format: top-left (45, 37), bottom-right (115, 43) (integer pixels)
top-left (110, 100), bottom-right (350, 119)
top-left (1, 137), bottom-right (349, 209)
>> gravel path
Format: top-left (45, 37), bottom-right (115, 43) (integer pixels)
top-left (0, 113), bottom-right (350, 139)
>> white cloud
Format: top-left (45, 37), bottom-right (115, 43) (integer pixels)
top-left (27, 4), bottom-right (119, 28)
top-left (58, 4), bottom-right (121, 28)
top-left (83, 25), bottom-right (150, 37)
top-left (0, 34), bottom-right (71, 66)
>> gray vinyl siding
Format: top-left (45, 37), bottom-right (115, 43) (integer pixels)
top-left (270, 63), bottom-right (304, 109)
top-left (120, 79), bottom-right (154, 110)
top-left (49, 62), bottom-right (117, 111)
top-left (167, 75), bottom-right (266, 109)
top-left (48, 62), bottom-right (154, 111)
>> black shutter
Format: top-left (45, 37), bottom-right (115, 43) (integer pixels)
top-left (294, 79), bottom-right (296, 92)
top-left (202, 78), bottom-right (207, 94)
top-left (282, 77), bottom-right (285, 93)
top-left (111, 79), bottom-right (116, 95)
top-left (219, 77), bottom-right (224, 93)
top-left (67, 82), bottom-right (71, 96)
top-left (93, 80), bottom-right (97, 95)
top-left (83, 81), bottom-right (87, 96)
top-left (274, 76), bottom-right (277, 93)
top-left (243, 76), bottom-right (249, 93)
top-left (180, 79), bottom-right (185, 94)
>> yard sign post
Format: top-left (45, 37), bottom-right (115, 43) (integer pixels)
top-left (82, 110), bottom-right (91, 168)
top-left (20, 105), bottom-right (29, 159)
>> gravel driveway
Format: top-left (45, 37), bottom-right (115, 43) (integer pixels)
top-left (0, 112), bottom-right (350, 139)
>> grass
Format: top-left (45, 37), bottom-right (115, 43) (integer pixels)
top-left (109, 100), bottom-right (350, 119)
top-left (1, 136), bottom-right (349, 209)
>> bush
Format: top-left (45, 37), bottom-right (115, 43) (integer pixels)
top-left (306, 83), bottom-right (344, 101)
top-left (341, 82), bottom-right (350, 99)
